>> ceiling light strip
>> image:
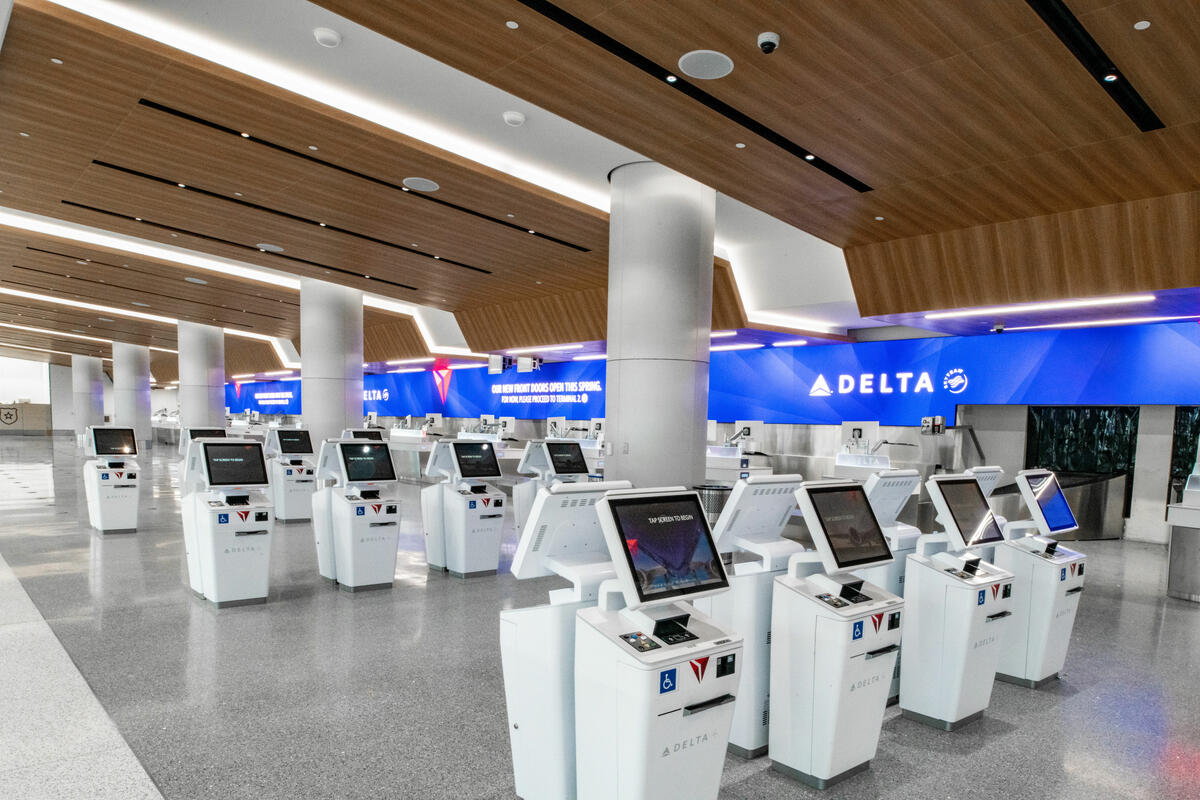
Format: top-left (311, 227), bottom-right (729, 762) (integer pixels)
top-left (0, 321), bottom-right (178, 353)
top-left (1006, 314), bottom-right (1200, 331)
top-left (136, 99), bottom-right (590, 253)
top-left (0, 340), bottom-right (110, 360)
top-left (515, 0), bottom-right (872, 192)
top-left (92, 160), bottom-right (493, 276)
top-left (925, 294), bottom-right (1156, 320)
top-left (1024, 0), bottom-right (1164, 132)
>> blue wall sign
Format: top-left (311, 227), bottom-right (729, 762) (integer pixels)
top-left (225, 322), bottom-right (1200, 424)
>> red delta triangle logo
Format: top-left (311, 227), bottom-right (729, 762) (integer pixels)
top-left (690, 657), bottom-right (709, 682)
top-left (237, 510), bottom-right (250, 522)
top-left (234, 382), bottom-right (243, 399)
top-left (432, 367), bottom-right (453, 405)
top-left (1070, 563), bottom-right (1078, 576)
top-left (482, 497), bottom-right (491, 507)
top-left (115, 472), bottom-right (124, 479)
top-left (371, 504), bottom-right (382, 514)
top-left (871, 613), bottom-right (884, 633)
top-left (992, 583), bottom-right (1001, 599)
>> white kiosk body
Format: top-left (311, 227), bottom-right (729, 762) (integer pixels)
top-left (900, 475), bottom-right (1015, 730)
top-left (83, 426), bottom-right (141, 533)
top-left (513, 440), bottom-right (591, 531)
top-left (179, 438), bottom-right (274, 607)
top-left (576, 489), bottom-right (743, 800)
top-left (265, 428), bottom-right (316, 521)
top-left (770, 481), bottom-right (903, 788)
top-left (500, 479), bottom-right (633, 800)
top-left (691, 474), bottom-right (812, 758)
top-left (420, 440), bottom-right (507, 577)
top-left (311, 439), bottom-right (401, 591)
top-left (993, 469), bottom-right (1087, 688)
top-left (855, 468), bottom-right (922, 701)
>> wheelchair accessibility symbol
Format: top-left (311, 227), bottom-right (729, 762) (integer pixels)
top-left (659, 668), bottom-right (677, 694)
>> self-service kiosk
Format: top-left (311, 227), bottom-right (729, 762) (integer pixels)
top-left (421, 440), bottom-right (507, 577)
top-left (513, 440), bottom-right (591, 531)
top-left (967, 465), bottom-right (1007, 562)
top-left (179, 438), bottom-right (274, 607)
top-left (500, 478), bottom-right (633, 800)
top-left (856, 469), bottom-right (923, 702)
top-left (83, 426), bottom-right (140, 533)
top-left (691, 474), bottom-right (812, 758)
top-left (900, 475), bottom-right (1015, 730)
top-left (770, 481), bottom-right (904, 788)
top-left (576, 489), bottom-right (743, 800)
top-left (264, 428), bottom-right (315, 521)
top-left (992, 469), bottom-right (1086, 688)
top-left (311, 439), bottom-right (401, 591)
top-left (342, 428), bottom-right (385, 441)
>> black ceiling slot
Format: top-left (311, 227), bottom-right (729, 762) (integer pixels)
top-left (136, 99), bottom-right (590, 252)
top-left (91, 160), bottom-right (492, 276)
top-left (1025, 0), bottom-right (1165, 132)
top-left (515, 0), bottom-right (872, 193)
top-left (59, 200), bottom-right (422, 291)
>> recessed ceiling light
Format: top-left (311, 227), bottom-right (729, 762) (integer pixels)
top-left (240, 132), bottom-right (250, 138)
top-left (177, 183), bottom-right (186, 188)
top-left (318, 222), bottom-right (326, 227)
top-left (170, 233), bottom-right (179, 237)
top-left (410, 243), bottom-right (419, 247)
top-left (502, 110), bottom-right (526, 127)
top-left (233, 192), bottom-right (243, 197)
top-left (665, 75), bottom-right (678, 83)
top-left (18, 132), bottom-right (29, 137)
top-left (255, 242), bottom-right (284, 252)
top-left (710, 330), bottom-right (737, 338)
top-left (50, 57), bottom-right (63, 65)
top-left (505, 20), bottom-right (519, 29)
top-left (312, 27), bottom-right (342, 48)
top-left (75, 260), bottom-right (87, 265)
top-left (528, 229), bottom-right (536, 234)
top-left (131, 301), bottom-right (150, 307)
top-left (98, 317), bottom-right (113, 322)
top-left (185, 276), bottom-right (208, 285)
top-left (771, 339), bottom-right (808, 347)
top-left (711, 343), bottom-right (764, 352)
top-left (678, 50), bottom-right (734, 80)
top-left (433, 255), bottom-right (440, 259)
top-left (308, 144), bottom-right (319, 151)
top-left (134, 217), bottom-right (142, 221)
top-left (402, 176), bottom-right (440, 192)
top-left (735, 142), bottom-right (746, 149)
top-left (506, 213), bottom-right (515, 218)
top-left (804, 154), bottom-right (815, 161)
top-left (1103, 73), bottom-right (1118, 82)
top-left (1134, 20), bottom-right (1151, 30)
top-left (874, 216), bottom-right (885, 221)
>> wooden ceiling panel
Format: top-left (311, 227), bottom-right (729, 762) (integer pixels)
top-left (224, 336), bottom-right (281, 378)
top-left (363, 311), bottom-right (431, 363)
top-left (0, 299), bottom-right (177, 349)
top-left (150, 350), bottom-right (177, 384)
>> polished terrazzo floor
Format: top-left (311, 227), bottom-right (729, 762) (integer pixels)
top-left (1, 435), bottom-right (1198, 799)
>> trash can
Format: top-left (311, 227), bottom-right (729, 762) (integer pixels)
top-left (694, 484), bottom-right (733, 526)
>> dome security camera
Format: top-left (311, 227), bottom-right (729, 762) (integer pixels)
top-left (758, 32), bottom-right (780, 54)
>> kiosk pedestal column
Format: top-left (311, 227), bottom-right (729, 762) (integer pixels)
top-left (71, 354), bottom-right (105, 439)
top-left (113, 342), bottom-right (152, 449)
top-left (301, 279), bottom-right (363, 445)
top-left (604, 162), bottom-right (715, 488)
top-left (178, 322), bottom-right (226, 429)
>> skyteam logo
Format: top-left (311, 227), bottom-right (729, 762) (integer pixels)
top-left (943, 368), bottom-right (968, 394)
top-left (809, 371), bottom-right (935, 397)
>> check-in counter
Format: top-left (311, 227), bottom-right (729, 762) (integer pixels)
top-left (1167, 503), bottom-right (1200, 602)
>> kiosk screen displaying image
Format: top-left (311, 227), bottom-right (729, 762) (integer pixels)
top-left (204, 443), bottom-right (268, 487)
top-left (546, 442), bottom-right (588, 475)
top-left (189, 428), bottom-right (226, 440)
top-left (609, 494), bottom-right (727, 603)
top-left (1029, 473), bottom-right (1078, 532)
top-left (93, 428), bottom-right (137, 456)
top-left (351, 430), bottom-right (383, 441)
top-left (807, 484), bottom-right (892, 569)
top-left (452, 442), bottom-right (502, 479)
top-left (277, 430), bottom-right (313, 455)
top-left (939, 478), bottom-right (1004, 547)
top-left (340, 442), bottom-right (396, 483)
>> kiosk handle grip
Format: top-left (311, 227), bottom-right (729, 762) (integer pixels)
top-left (682, 694), bottom-right (735, 717)
top-left (985, 610), bottom-right (1012, 622)
top-left (865, 644), bottom-right (900, 660)
top-left (1066, 587), bottom-right (1084, 596)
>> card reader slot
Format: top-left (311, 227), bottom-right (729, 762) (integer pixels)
top-left (986, 611), bottom-right (1012, 622)
top-left (368, 522), bottom-right (396, 528)
top-left (235, 530), bottom-right (269, 537)
top-left (682, 694), bottom-right (736, 717)
top-left (480, 513), bottom-right (503, 519)
top-left (1065, 587), bottom-right (1084, 596)
top-left (865, 644), bottom-right (900, 660)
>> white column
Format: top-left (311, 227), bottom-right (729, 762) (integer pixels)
top-left (112, 342), bottom-right (152, 447)
top-left (177, 322), bottom-right (226, 429)
top-left (71, 354), bottom-right (105, 437)
top-left (1125, 405), bottom-right (1174, 545)
top-left (301, 278), bottom-right (363, 444)
top-left (604, 162), bottom-right (716, 487)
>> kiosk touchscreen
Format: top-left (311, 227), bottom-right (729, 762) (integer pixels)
top-left (179, 439), bottom-right (274, 606)
top-left (83, 426), bottom-right (140, 533)
top-left (992, 469), bottom-right (1086, 688)
top-left (420, 440), bottom-right (507, 577)
top-left (264, 428), bottom-right (316, 521)
top-left (311, 440), bottom-right (400, 591)
top-left (769, 482), bottom-right (903, 788)
top-left (500, 479), bottom-right (633, 800)
top-left (575, 489), bottom-right (743, 800)
top-left (178, 427), bottom-right (226, 458)
top-left (898, 475), bottom-right (1015, 730)
top-left (342, 428), bottom-right (385, 441)
top-left (513, 440), bottom-right (591, 531)
top-left (691, 474), bottom-right (813, 758)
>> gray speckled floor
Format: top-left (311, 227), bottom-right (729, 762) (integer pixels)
top-left (2, 435), bottom-right (1199, 800)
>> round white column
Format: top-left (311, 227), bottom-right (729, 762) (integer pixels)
top-left (604, 162), bottom-right (716, 487)
top-left (177, 322), bottom-right (226, 429)
top-left (112, 342), bottom-right (152, 447)
top-left (71, 354), bottom-right (105, 437)
top-left (300, 278), bottom-right (363, 445)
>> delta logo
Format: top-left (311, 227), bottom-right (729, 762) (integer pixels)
top-left (433, 367), bottom-right (453, 405)
top-left (237, 510), bottom-right (251, 522)
top-left (992, 583), bottom-right (1001, 599)
top-left (689, 657), bottom-right (709, 682)
top-left (808, 371), bottom-right (938, 398)
top-left (371, 503), bottom-right (382, 514)
top-left (1070, 563), bottom-right (1078, 577)
top-left (871, 613), bottom-right (885, 633)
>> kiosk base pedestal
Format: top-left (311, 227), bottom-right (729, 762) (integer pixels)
top-left (450, 568), bottom-right (497, 579)
top-left (772, 758), bottom-right (868, 790)
top-left (214, 596), bottom-right (268, 610)
top-left (996, 671), bottom-right (1059, 689)
top-left (98, 528), bottom-right (135, 535)
top-left (339, 581), bottom-right (392, 593)
top-left (729, 743), bottom-right (767, 760)
top-left (901, 708), bottom-right (983, 732)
